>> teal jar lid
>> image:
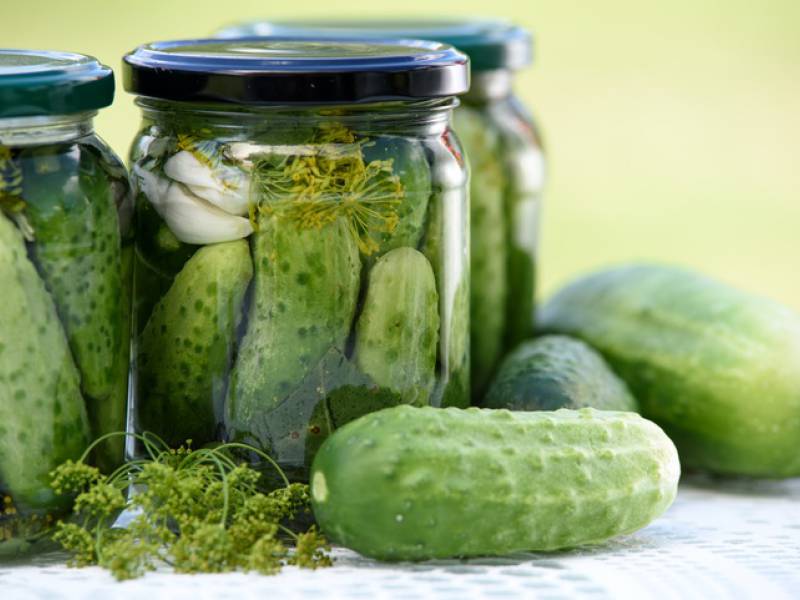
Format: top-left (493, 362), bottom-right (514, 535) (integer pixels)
top-left (0, 49), bottom-right (114, 118)
top-left (216, 19), bottom-right (532, 72)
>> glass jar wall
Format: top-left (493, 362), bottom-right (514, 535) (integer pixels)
top-left (124, 39), bottom-right (470, 482)
top-left (0, 51), bottom-right (132, 554)
top-left (215, 20), bottom-right (546, 399)
top-left (455, 65), bottom-right (545, 398)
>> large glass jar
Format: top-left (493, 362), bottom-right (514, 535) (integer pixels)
top-left (216, 20), bottom-right (546, 399)
top-left (123, 39), bottom-right (470, 482)
top-left (0, 51), bottom-right (132, 554)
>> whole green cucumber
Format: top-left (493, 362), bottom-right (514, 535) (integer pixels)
top-left (225, 216), bottom-right (361, 445)
top-left (483, 335), bottom-right (637, 413)
top-left (0, 213), bottom-right (89, 511)
top-left (540, 264), bottom-right (800, 477)
top-left (454, 106), bottom-right (508, 398)
top-left (21, 146), bottom-right (127, 404)
top-left (311, 405), bottom-right (679, 560)
top-left (354, 247), bottom-right (439, 406)
top-left (138, 240), bottom-right (252, 448)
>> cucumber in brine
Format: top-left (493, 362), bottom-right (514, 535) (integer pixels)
top-left (354, 247), bottom-right (439, 406)
top-left (454, 106), bottom-right (507, 398)
top-left (225, 216), bottom-right (361, 447)
top-left (20, 146), bottom-right (128, 410)
top-left (0, 212), bottom-right (89, 511)
top-left (138, 240), bottom-right (252, 448)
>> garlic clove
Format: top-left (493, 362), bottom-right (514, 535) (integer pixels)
top-left (132, 164), bottom-right (171, 213)
top-left (164, 150), bottom-right (251, 216)
top-left (186, 180), bottom-right (250, 216)
top-left (161, 183), bottom-right (253, 245)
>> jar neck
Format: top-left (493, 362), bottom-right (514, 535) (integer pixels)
top-left (462, 69), bottom-right (514, 105)
top-left (0, 112), bottom-right (95, 146)
top-left (136, 97), bottom-right (458, 137)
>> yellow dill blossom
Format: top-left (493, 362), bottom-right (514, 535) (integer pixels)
top-left (252, 124), bottom-right (404, 255)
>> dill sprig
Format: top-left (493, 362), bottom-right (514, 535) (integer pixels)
top-left (251, 123), bottom-right (404, 255)
top-left (49, 433), bottom-right (332, 580)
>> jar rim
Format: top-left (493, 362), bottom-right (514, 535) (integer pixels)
top-left (123, 37), bottom-right (470, 105)
top-left (0, 49), bottom-right (114, 118)
top-left (216, 19), bottom-right (532, 72)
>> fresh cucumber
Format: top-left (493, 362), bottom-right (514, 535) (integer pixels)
top-left (311, 405), bottom-right (679, 560)
top-left (540, 263), bottom-right (800, 477)
top-left (483, 335), bottom-right (637, 413)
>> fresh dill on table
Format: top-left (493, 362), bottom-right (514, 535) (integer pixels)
top-left (49, 433), bottom-right (332, 580)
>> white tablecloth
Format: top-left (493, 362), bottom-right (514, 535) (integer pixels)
top-left (2, 475), bottom-right (799, 600)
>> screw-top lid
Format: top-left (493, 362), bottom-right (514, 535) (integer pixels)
top-left (216, 19), bottom-right (532, 72)
top-left (123, 38), bottom-right (470, 105)
top-left (0, 49), bottom-right (114, 118)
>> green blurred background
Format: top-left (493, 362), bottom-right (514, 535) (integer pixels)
top-left (3, 0), bottom-right (798, 308)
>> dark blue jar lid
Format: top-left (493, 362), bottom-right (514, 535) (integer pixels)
top-left (216, 19), bottom-right (532, 72)
top-left (0, 49), bottom-right (114, 118)
top-left (123, 38), bottom-right (469, 105)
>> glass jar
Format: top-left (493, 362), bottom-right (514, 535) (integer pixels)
top-left (0, 50), bottom-right (132, 554)
top-left (123, 39), bottom-right (470, 482)
top-left (216, 20), bottom-right (546, 399)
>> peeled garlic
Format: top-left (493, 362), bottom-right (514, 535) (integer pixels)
top-left (132, 164), bottom-right (170, 212)
top-left (164, 150), bottom-right (250, 216)
top-left (161, 183), bottom-right (253, 245)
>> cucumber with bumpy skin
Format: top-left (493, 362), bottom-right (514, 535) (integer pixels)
top-left (483, 335), bottom-right (637, 413)
top-left (225, 216), bottom-right (361, 445)
top-left (0, 213), bottom-right (89, 511)
top-left (138, 240), bottom-right (252, 448)
top-left (311, 405), bottom-right (679, 560)
top-left (21, 146), bottom-right (127, 405)
top-left (354, 247), bottom-right (439, 406)
top-left (540, 263), bottom-right (800, 477)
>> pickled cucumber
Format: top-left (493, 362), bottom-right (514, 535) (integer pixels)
top-left (440, 273), bottom-right (470, 408)
top-left (354, 247), bottom-right (439, 406)
top-left (20, 146), bottom-right (127, 407)
top-left (0, 213), bottom-right (89, 511)
top-left (420, 148), bottom-right (470, 409)
top-left (454, 106), bottom-right (507, 397)
top-left (252, 347), bottom-right (403, 478)
top-left (138, 240), bottom-right (252, 448)
top-left (311, 406), bottom-right (680, 560)
top-left (225, 216), bottom-right (361, 445)
top-left (133, 197), bottom-right (198, 334)
top-left (92, 243), bottom-right (133, 472)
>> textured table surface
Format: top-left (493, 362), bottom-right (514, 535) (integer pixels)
top-left (2, 475), bottom-right (799, 600)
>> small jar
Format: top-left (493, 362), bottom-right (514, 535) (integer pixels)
top-left (0, 50), bottom-right (132, 554)
top-left (123, 39), bottom-right (470, 481)
top-left (216, 20), bottom-right (546, 398)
